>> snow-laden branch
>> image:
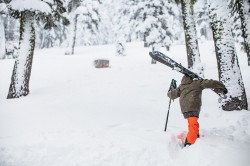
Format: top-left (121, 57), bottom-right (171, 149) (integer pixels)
top-left (9, 0), bottom-right (52, 14)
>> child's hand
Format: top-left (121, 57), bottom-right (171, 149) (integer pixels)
top-left (223, 88), bottom-right (228, 94)
top-left (214, 88), bottom-right (228, 95)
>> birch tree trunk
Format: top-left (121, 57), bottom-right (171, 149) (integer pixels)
top-left (7, 12), bottom-right (35, 99)
top-left (181, 0), bottom-right (203, 77)
top-left (208, 0), bottom-right (248, 111)
top-left (0, 15), bottom-right (5, 59)
top-left (238, 0), bottom-right (250, 66)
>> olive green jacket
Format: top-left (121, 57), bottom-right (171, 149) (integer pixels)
top-left (167, 76), bottom-right (226, 118)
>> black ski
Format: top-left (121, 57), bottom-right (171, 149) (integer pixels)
top-left (149, 51), bottom-right (203, 80)
top-left (149, 51), bottom-right (226, 98)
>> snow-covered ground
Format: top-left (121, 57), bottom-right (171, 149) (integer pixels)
top-left (0, 41), bottom-right (249, 166)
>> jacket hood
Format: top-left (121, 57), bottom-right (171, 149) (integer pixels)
top-left (181, 75), bottom-right (193, 85)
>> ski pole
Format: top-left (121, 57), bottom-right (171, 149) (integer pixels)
top-left (164, 79), bottom-right (176, 132)
top-left (164, 98), bottom-right (172, 132)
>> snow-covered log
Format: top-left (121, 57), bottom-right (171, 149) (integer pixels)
top-left (94, 59), bottom-right (109, 68)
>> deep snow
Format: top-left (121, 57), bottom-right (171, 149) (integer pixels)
top-left (0, 41), bottom-right (249, 166)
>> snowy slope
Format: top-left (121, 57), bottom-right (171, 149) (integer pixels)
top-left (0, 42), bottom-right (249, 166)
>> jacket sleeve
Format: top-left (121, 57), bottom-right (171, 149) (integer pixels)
top-left (167, 87), bottom-right (181, 100)
top-left (200, 79), bottom-right (226, 90)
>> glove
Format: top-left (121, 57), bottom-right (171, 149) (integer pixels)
top-left (214, 88), bottom-right (228, 95)
top-left (223, 88), bottom-right (228, 94)
top-left (168, 79), bottom-right (177, 92)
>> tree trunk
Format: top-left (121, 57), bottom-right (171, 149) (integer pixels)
top-left (181, 0), bottom-right (203, 77)
top-left (65, 14), bottom-right (78, 55)
top-left (0, 15), bottom-right (6, 59)
top-left (238, 0), bottom-right (250, 66)
top-left (208, 0), bottom-right (248, 111)
top-left (144, 31), bottom-right (150, 48)
top-left (151, 46), bottom-right (157, 64)
top-left (7, 12), bottom-right (35, 99)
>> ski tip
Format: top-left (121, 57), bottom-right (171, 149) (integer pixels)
top-left (149, 51), bottom-right (161, 56)
top-left (149, 52), bottom-right (155, 58)
top-left (152, 51), bottom-right (161, 54)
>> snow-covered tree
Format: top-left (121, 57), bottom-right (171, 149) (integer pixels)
top-left (231, 11), bottom-right (243, 44)
top-left (0, 1), bottom-right (7, 59)
top-left (114, 0), bottom-right (135, 43)
top-left (180, 0), bottom-right (204, 77)
top-left (117, 0), bottom-right (179, 52)
top-left (141, 0), bottom-right (177, 50)
top-left (4, 18), bottom-right (19, 58)
top-left (7, 0), bottom-right (69, 99)
top-left (208, 0), bottom-right (248, 111)
top-left (75, 0), bottom-right (101, 46)
top-left (65, 0), bottom-right (101, 55)
top-left (36, 24), bottom-right (55, 48)
top-left (64, 0), bottom-right (80, 55)
top-left (194, 0), bottom-right (212, 41)
top-left (36, 15), bottom-right (67, 49)
top-left (111, 0), bottom-right (132, 57)
top-left (230, 0), bottom-right (250, 66)
top-left (115, 39), bottom-right (126, 56)
top-left (97, 0), bottom-right (116, 45)
top-left (112, 0), bottom-right (132, 56)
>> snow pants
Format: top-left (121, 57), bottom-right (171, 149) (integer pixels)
top-left (186, 117), bottom-right (199, 144)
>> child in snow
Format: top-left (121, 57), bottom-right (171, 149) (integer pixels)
top-left (167, 75), bottom-right (227, 146)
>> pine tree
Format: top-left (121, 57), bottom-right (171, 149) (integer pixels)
top-left (115, 42), bottom-right (126, 56)
top-left (115, 0), bottom-right (137, 43)
top-left (118, 0), bottom-right (179, 51)
top-left (112, 0), bottom-right (133, 56)
top-left (230, 0), bottom-right (250, 66)
top-left (194, 0), bottom-right (212, 41)
top-left (0, 1), bottom-right (7, 59)
top-left (180, 0), bottom-right (204, 77)
top-left (7, 0), bottom-right (69, 99)
top-left (97, 0), bottom-right (116, 45)
top-left (76, 0), bottom-right (101, 46)
top-left (64, 0), bottom-right (81, 55)
top-left (2, 7), bottom-right (19, 58)
top-left (36, 16), bottom-right (67, 49)
top-left (208, 0), bottom-right (248, 111)
top-left (141, 0), bottom-right (177, 50)
top-left (65, 0), bottom-right (101, 55)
